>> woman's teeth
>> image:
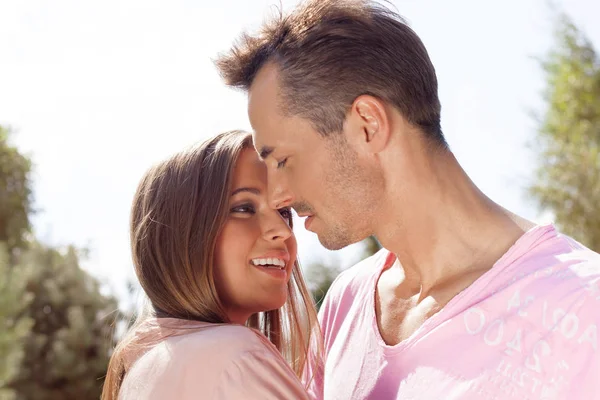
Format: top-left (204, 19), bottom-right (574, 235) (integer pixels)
top-left (251, 258), bottom-right (286, 269)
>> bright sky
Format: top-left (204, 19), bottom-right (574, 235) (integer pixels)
top-left (1, 0), bottom-right (598, 302)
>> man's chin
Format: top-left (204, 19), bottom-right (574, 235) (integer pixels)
top-left (317, 232), bottom-right (354, 251)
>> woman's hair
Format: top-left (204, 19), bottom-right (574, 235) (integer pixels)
top-left (102, 130), bottom-right (320, 399)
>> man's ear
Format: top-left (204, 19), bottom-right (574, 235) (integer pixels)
top-left (344, 95), bottom-right (391, 155)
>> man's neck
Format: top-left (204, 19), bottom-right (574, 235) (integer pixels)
top-left (374, 151), bottom-right (534, 298)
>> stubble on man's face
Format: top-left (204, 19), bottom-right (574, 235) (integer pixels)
top-left (308, 140), bottom-right (378, 250)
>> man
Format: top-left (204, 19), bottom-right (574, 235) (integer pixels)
top-left (216, 0), bottom-right (600, 398)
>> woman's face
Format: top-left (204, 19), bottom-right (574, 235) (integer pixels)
top-left (214, 148), bottom-right (297, 324)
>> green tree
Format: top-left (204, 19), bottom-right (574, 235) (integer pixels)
top-left (308, 236), bottom-right (382, 310)
top-left (0, 125), bottom-right (123, 399)
top-left (6, 243), bottom-right (120, 400)
top-left (0, 243), bottom-right (34, 400)
top-left (530, 15), bottom-right (600, 251)
top-left (0, 126), bottom-right (33, 253)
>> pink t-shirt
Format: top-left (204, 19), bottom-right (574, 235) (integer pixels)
top-left (304, 224), bottom-right (600, 399)
top-left (120, 318), bottom-right (309, 399)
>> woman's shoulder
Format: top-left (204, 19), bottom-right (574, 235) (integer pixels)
top-left (166, 323), bottom-right (273, 357)
top-left (121, 323), bottom-right (283, 398)
top-left (134, 322), bottom-right (274, 370)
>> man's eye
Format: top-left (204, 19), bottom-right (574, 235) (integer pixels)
top-left (277, 158), bottom-right (288, 169)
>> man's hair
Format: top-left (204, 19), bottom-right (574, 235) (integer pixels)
top-left (216, 0), bottom-right (446, 146)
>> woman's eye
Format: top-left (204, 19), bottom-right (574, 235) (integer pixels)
top-left (231, 204), bottom-right (255, 214)
top-left (278, 207), bottom-right (293, 225)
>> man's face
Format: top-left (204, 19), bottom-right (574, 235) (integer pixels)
top-left (248, 64), bottom-right (379, 250)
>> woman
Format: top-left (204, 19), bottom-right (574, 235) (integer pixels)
top-left (102, 130), bottom-right (319, 399)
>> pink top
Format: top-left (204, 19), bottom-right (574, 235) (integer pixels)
top-left (119, 317), bottom-right (309, 399)
top-left (304, 224), bottom-right (600, 399)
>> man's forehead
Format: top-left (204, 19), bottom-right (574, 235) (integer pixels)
top-left (252, 112), bottom-right (322, 161)
top-left (248, 65), bottom-right (313, 157)
top-left (248, 70), bottom-right (286, 160)
top-left (248, 63), bottom-right (280, 117)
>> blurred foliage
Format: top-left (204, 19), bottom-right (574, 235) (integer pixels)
top-left (308, 236), bottom-right (381, 310)
top-left (0, 124), bottom-right (122, 399)
top-left (0, 243), bottom-right (34, 400)
top-left (0, 126), bottom-right (33, 254)
top-left (530, 14), bottom-right (600, 251)
top-left (6, 243), bottom-right (120, 400)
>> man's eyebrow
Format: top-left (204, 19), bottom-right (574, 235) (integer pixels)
top-left (259, 145), bottom-right (275, 160)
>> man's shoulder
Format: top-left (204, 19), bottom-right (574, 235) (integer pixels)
top-left (503, 227), bottom-right (600, 318)
top-left (555, 235), bottom-right (600, 303)
top-left (508, 225), bottom-right (600, 281)
top-left (535, 228), bottom-right (600, 282)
